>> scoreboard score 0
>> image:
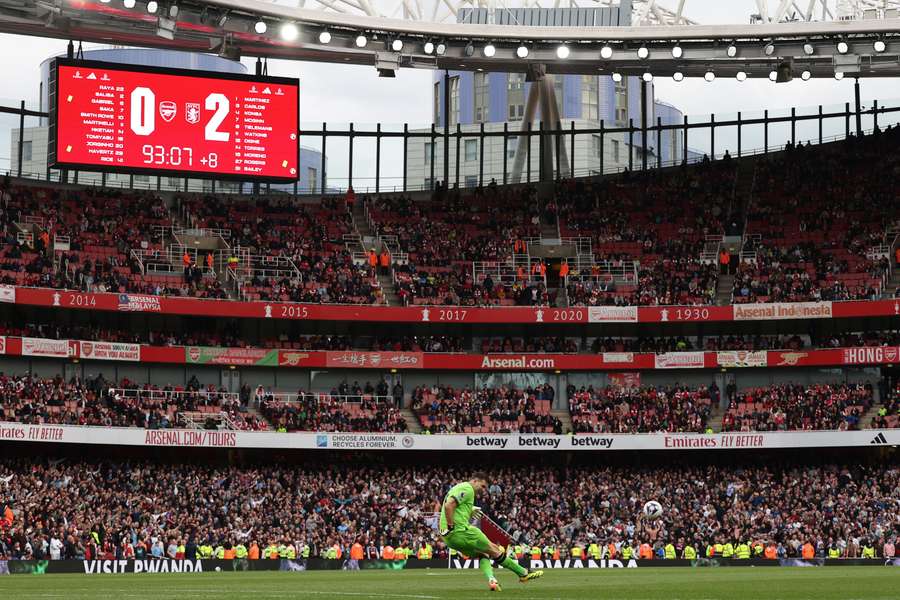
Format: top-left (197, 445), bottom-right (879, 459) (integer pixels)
top-left (49, 59), bottom-right (299, 182)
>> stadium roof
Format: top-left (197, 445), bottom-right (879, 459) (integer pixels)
top-left (1, 1), bottom-right (899, 78)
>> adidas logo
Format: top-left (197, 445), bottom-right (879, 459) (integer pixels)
top-left (870, 432), bottom-right (888, 445)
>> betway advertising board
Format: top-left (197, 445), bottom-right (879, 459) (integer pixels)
top-left (0, 423), bottom-right (894, 451)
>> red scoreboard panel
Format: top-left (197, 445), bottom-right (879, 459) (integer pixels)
top-left (49, 59), bottom-right (299, 182)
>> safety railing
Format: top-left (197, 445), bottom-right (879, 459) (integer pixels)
top-left (108, 387), bottom-right (239, 404)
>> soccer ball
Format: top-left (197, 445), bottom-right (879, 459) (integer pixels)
top-left (642, 500), bottom-right (663, 520)
top-left (215, 567), bottom-right (221, 572)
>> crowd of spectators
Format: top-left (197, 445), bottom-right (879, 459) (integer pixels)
top-left (241, 250), bottom-right (384, 305)
top-left (870, 382), bottom-right (899, 429)
top-left (0, 180), bottom-right (230, 298)
top-left (735, 129), bottom-right (899, 303)
top-left (721, 383), bottom-right (874, 432)
top-left (258, 393), bottom-right (407, 433)
top-left (411, 384), bottom-right (561, 434)
top-left (367, 184), bottom-right (549, 306)
top-left (560, 160), bottom-right (736, 307)
top-left (0, 458), bottom-right (896, 562)
top-left (568, 384), bottom-right (714, 434)
top-left (0, 374), bottom-right (264, 431)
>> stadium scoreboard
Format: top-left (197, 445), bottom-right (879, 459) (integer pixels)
top-left (49, 59), bottom-right (299, 183)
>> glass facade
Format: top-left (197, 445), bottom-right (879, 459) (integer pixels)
top-left (474, 72), bottom-right (489, 123)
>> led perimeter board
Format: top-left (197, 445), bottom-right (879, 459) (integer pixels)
top-left (49, 59), bottom-right (299, 183)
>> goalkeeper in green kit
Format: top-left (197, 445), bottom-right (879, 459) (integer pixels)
top-left (439, 472), bottom-right (544, 592)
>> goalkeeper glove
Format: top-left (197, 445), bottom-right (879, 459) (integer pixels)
top-left (439, 525), bottom-right (453, 536)
top-left (472, 507), bottom-right (484, 521)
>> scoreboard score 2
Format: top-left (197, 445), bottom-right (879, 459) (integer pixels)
top-left (49, 59), bottom-right (299, 183)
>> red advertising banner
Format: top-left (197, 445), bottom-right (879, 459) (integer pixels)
top-left (10, 286), bottom-right (900, 326)
top-left (1, 334), bottom-right (899, 371)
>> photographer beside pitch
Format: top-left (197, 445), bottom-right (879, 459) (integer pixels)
top-left (439, 472), bottom-right (543, 592)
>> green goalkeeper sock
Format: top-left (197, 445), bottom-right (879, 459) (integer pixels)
top-left (479, 558), bottom-right (495, 581)
top-left (498, 555), bottom-right (528, 577)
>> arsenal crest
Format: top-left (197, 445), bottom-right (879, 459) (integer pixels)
top-left (159, 100), bottom-right (177, 122)
top-left (185, 102), bottom-right (201, 124)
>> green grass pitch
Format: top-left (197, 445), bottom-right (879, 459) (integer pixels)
top-left (4, 567), bottom-right (898, 599)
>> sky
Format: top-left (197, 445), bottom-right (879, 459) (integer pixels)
top-left (0, 0), bottom-right (897, 186)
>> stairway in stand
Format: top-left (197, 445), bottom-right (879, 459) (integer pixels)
top-left (378, 273), bottom-right (402, 306)
top-left (708, 404), bottom-right (726, 433)
top-left (401, 408), bottom-right (423, 433)
top-left (882, 270), bottom-right (900, 299)
top-left (552, 409), bottom-right (573, 434)
top-left (350, 203), bottom-right (401, 305)
top-left (859, 403), bottom-right (886, 430)
top-left (715, 274), bottom-right (734, 306)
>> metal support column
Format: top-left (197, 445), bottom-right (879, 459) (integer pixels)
top-left (791, 107), bottom-right (796, 145)
top-left (845, 102), bottom-right (851, 137)
top-left (599, 120), bottom-right (604, 174)
top-left (443, 70), bottom-right (450, 188)
top-left (570, 121), bottom-right (575, 177)
top-left (16, 100), bottom-right (24, 177)
top-left (478, 122), bottom-right (485, 186)
top-left (429, 124), bottom-right (435, 190)
top-left (455, 123), bottom-right (460, 188)
top-left (764, 109), bottom-right (769, 153)
top-left (320, 123), bottom-right (327, 195)
top-left (737, 112), bottom-right (742, 157)
top-left (640, 78), bottom-right (648, 171)
top-left (682, 116), bottom-right (688, 164)
top-left (375, 123), bottom-right (381, 193)
top-left (628, 119), bottom-right (634, 171)
top-left (348, 123), bottom-right (354, 191)
top-left (854, 78), bottom-right (862, 136)
top-left (402, 124), bottom-right (408, 192)
top-left (502, 122), bottom-right (508, 185)
top-left (656, 116), bottom-right (662, 169)
top-left (710, 113), bottom-right (715, 159)
top-left (818, 105), bottom-right (823, 144)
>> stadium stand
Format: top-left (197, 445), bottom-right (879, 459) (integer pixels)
top-left (1, 128), bottom-right (898, 309)
top-left (411, 384), bottom-right (561, 433)
top-left (0, 458), bottom-right (896, 561)
top-left (721, 383), bottom-right (874, 432)
top-left (567, 385), bottom-right (714, 433)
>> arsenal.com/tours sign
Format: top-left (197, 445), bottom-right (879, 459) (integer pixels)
top-left (0, 423), bottom-right (895, 451)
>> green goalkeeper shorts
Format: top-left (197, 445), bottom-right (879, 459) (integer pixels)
top-left (444, 526), bottom-right (493, 557)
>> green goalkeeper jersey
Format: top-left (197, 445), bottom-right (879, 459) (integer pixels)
top-left (439, 481), bottom-right (475, 532)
